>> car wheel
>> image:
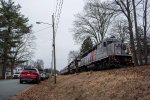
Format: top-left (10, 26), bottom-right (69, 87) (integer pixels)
top-left (35, 78), bottom-right (39, 84)
top-left (20, 79), bottom-right (23, 84)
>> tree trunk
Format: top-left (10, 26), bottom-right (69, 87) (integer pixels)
top-left (114, 0), bottom-right (139, 65)
top-left (2, 63), bottom-right (6, 79)
top-left (126, 0), bottom-right (138, 65)
top-left (128, 18), bottom-right (138, 66)
top-left (143, 0), bottom-right (148, 65)
top-left (10, 60), bottom-right (15, 76)
top-left (2, 33), bottom-right (9, 79)
top-left (2, 51), bottom-right (7, 79)
top-left (132, 0), bottom-right (143, 65)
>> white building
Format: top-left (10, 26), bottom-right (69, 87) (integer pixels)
top-left (13, 66), bottom-right (24, 74)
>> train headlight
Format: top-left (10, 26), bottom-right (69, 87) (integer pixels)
top-left (117, 51), bottom-right (121, 54)
top-left (122, 45), bottom-right (126, 50)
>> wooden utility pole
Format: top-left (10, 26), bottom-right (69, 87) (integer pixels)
top-left (50, 49), bottom-right (53, 78)
top-left (52, 14), bottom-right (56, 84)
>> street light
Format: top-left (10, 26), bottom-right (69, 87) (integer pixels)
top-left (36, 22), bottom-right (52, 26)
top-left (36, 14), bottom-right (57, 84)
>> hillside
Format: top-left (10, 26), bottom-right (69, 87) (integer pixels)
top-left (12, 65), bottom-right (150, 100)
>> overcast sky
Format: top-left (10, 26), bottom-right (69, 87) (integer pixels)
top-left (14, 0), bottom-right (85, 70)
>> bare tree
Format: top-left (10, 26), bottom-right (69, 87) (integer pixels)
top-left (34, 59), bottom-right (44, 69)
top-left (90, 0), bottom-right (150, 65)
top-left (132, 0), bottom-right (143, 65)
top-left (16, 33), bottom-right (35, 60)
top-left (142, 0), bottom-right (149, 64)
top-left (110, 18), bottom-right (129, 43)
top-left (10, 33), bottom-right (35, 75)
top-left (73, 1), bottom-right (115, 45)
top-left (68, 50), bottom-right (79, 64)
top-left (114, 0), bottom-right (139, 65)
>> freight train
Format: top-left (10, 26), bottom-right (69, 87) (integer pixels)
top-left (60, 37), bottom-right (133, 75)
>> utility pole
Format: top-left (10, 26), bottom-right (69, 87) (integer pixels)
top-left (52, 14), bottom-right (56, 84)
top-left (50, 49), bottom-right (53, 78)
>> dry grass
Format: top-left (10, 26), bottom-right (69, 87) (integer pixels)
top-left (12, 65), bottom-right (150, 100)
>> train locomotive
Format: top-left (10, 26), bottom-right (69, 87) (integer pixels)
top-left (60, 37), bottom-right (133, 75)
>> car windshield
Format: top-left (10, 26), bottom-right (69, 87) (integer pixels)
top-left (23, 69), bottom-right (36, 73)
top-left (38, 69), bottom-right (44, 74)
top-left (15, 72), bottom-right (20, 74)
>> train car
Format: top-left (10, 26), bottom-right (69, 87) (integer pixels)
top-left (79, 36), bottom-right (133, 71)
top-left (68, 61), bottom-right (76, 74)
top-left (60, 58), bottom-right (80, 75)
top-left (60, 36), bottom-right (133, 74)
top-left (59, 66), bottom-right (69, 75)
top-left (69, 58), bottom-right (81, 74)
top-left (78, 45), bottom-right (97, 71)
top-left (95, 37), bottom-right (133, 70)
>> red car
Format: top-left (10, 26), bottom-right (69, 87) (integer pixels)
top-left (20, 68), bottom-right (41, 84)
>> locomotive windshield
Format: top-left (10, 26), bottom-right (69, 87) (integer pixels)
top-left (107, 41), bottom-right (113, 45)
top-left (105, 37), bottom-right (120, 45)
top-left (107, 40), bottom-right (119, 45)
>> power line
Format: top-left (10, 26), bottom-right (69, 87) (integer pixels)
top-left (0, 27), bottom-right (51, 39)
top-left (54, 0), bottom-right (60, 21)
top-left (54, 0), bottom-right (62, 23)
top-left (54, 0), bottom-right (59, 20)
top-left (55, 0), bottom-right (63, 33)
top-left (54, 0), bottom-right (64, 33)
top-left (32, 26), bottom-right (51, 34)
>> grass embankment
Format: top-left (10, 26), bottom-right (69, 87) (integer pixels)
top-left (12, 65), bottom-right (150, 100)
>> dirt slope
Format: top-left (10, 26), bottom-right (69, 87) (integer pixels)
top-left (12, 66), bottom-right (150, 100)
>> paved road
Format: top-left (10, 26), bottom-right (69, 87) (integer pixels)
top-left (0, 79), bottom-right (33, 100)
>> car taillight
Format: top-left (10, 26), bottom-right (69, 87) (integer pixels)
top-left (21, 72), bottom-right (28, 75)
top-left (20, 72), bottom-right (26, 77)
top-left (32, 72), bottom-right (38, 76)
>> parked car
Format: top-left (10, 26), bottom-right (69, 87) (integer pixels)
top-left (41, 72), bottom-right (46, 80)
top-left (20, 68), bottom-right (41, 84)
top-left (13, 72), bottom-right (20, 79)
top-left (38, 69), bottom-right (46, 81)
top-left (45, 73), bottom-right (49, 79)
top-left (6, 71), bottom-right (12, 78)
